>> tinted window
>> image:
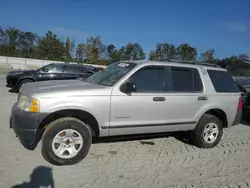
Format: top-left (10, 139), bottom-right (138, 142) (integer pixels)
top-left (64, 65), bottom-right (78, 73)
top-left (172, 67), bottom-right (193, 92)
top-left (193, 69), bottom-right (203, 91)
top-left (40, 64), bottom-right (63, 73)
top-left (130, 67), bottom-right (166, 92)
top-left (78, 66), bottom-right (87, 73)
top-left (207, 70), bottom-right (239, 93)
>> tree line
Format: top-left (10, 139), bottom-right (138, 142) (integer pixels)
top-left (0, 26), bottom-right (249, 67)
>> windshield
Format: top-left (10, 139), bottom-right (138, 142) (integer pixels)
top-left (85, 62), bottom-right (137, 86)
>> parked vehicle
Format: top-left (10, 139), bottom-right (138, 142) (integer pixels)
top-left (6, 63), bottom-right (96, 92)
top-left (233, 76), bottom-right (250, 92)
top-left (10, 60), bottom-right (242, 165)
top-left (234, 78), bottom-right (250, 121)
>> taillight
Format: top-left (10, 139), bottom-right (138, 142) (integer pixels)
top-left (238, 96), bottom-right (243, 110)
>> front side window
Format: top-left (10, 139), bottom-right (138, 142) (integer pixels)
top-left (85, 62), bottom-right (137, 86)
top-left (39, 64), bottom-right (63, 73)
top-left (129, 66), bottom-right (166, 92)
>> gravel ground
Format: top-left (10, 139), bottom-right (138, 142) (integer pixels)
top-left (0, 77), bottom-right (250, 188)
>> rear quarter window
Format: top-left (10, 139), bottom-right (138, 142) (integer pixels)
top-left (207, 70), bottom-right (239, 93)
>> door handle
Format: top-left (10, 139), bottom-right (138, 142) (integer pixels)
top-left (198, 96), bottom-right (207, 101)
top-left (153, 97), bottom-right (166, 101)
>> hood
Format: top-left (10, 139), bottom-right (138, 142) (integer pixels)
top-left (20, 79), bottom-right (112, 98)
top-left (8, 69), bottom-right (35, 75)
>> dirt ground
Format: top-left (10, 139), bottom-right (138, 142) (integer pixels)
top-left (0, 76), bottom-right (250, 188)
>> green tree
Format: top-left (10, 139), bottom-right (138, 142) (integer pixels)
top-left (0, 27), bottom-right (8, 55)
top-left (155, 43), bottom-right (176, 61)
top-left (36, 31), bottom-right (66, 61)
top-left (119, 42), bottom-right (145, 60)
top-left (0, 27), bottom-right (22, 56)
top-left (6, 27), bottom-right (21, 55)
top-left (64, 37), bottom-right (73, 62)
top-left (70, 40), bottom-right (75, 61)
top-left (85, 36), bottom-right (105, 64)
top-left (0, 27), bottom-right (7, 44)
top-left (149, 50), bottom-right (157, 60)
top-left (19, 31), bottom-right (38, 57)
top-left (200, 49), bottom-right (215, 63)
top-left (75, 43), bottom-right (87, 63)
top-left (106, 44), bottom-right (121, 63)
top-left (176, 43), bottom-right (197, 61)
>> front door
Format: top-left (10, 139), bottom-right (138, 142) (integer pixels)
top-left (37, 64), bottom-right (63, 81)
top-left (109, 65), bottom-right (173, 136)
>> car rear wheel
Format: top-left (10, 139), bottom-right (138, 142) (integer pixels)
top-left (41, 117), bottom-right (92, 166)
top-left (192, 114), bottom-right (223, 148)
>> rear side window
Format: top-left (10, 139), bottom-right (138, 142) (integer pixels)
top-left (78, 66), bottom-right (87, 73)
top-left (171, 67), bottom-right (203, 92)
top-left (207, 70), bottom-right (239, 93)
top-left (64, 65), bottom-right (78, 73)
top-left (172, 67), bottom-right (193, 92)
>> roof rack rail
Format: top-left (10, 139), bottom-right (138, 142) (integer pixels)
top-left (164, 59), bottom-right (220, 68)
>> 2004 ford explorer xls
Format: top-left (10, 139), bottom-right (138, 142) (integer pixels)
top-left (10, 60), bottom-right (242, 166)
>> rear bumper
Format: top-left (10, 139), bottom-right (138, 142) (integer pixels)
top-left (10, 103), bottom-right (47, 149)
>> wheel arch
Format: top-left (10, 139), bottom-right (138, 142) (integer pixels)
top-left (16, 77), bottom-right (36, 87)
top-left (38, 109), bottom-right (100, 138)
top-left (198, 108), bottom-right (228, 128)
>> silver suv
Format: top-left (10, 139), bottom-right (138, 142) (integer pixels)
top-left (10, 60), bottom-right (242, 165)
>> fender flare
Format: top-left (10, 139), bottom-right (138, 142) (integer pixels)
top-left (16, 76), bottom-right (37, 87)
top-left (195, 107), bottom-right (228, 127)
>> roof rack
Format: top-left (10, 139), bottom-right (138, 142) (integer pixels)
top-left (164, 59), bottom-right (221, 68)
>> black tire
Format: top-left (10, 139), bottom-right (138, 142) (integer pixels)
top-left (41, 117), bottom-right (92, 166)
top-left (17, 79), bottom-right (34, 92)
top-left (192, 114), bottom-right (223, 148)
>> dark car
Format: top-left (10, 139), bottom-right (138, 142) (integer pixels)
top-left (234, 79), bottom-right (250, 121)
top-left (6, 63), bottom-right (96, 92)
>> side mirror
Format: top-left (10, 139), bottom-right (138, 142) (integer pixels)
top-left (121, 82), bottom-right (137, 93)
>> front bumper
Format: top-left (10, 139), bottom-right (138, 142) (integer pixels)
top-left (10, 103), bottom-right (47, 149)
top-left (6, 75), bottom-right (18, 88)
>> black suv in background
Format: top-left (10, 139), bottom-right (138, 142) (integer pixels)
top-left (6, 63), bottom-right (97, 91)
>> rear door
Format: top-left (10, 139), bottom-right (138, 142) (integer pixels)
top-left (61, 64), bottom-right (79, 79)
top-left (166, 66), bottom-right (209, 124)
top-left (206, 69), bottom-right (241, 122)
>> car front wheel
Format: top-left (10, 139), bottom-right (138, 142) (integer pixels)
top-left (41, 117), bottom-right (92, 166)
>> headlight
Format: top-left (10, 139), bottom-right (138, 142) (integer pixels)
top-left (8, 72), bottom-right (23, 76)
top-left (17, 94), bottom-right (39, 112)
